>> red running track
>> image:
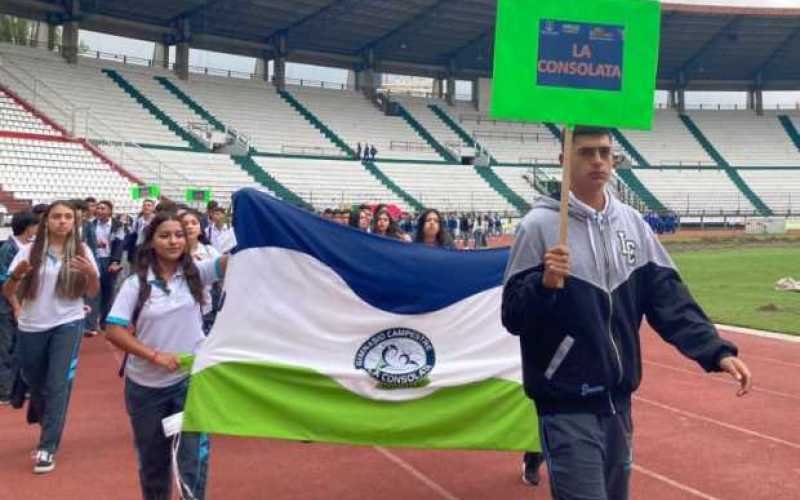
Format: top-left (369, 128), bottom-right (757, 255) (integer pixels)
top-left (1, 327), bottom-right (798, 500)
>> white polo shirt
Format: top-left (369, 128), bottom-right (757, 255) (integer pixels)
top-left (191, 243), bottom-right (221, 315)
top-left (106, 258), bottom-right (222, 388)
top-left (94, 219), bottom-right (125, 259)
top-left (206, 224), bottom-right (237, 254)
top-left (9, 243), bottom-right (99, 333)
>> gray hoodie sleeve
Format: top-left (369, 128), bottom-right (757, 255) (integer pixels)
top-left (501, 217), bottom-right (561, 337)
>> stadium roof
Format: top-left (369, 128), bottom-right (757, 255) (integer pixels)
top-left (4, 0), bottom-right (800, 90)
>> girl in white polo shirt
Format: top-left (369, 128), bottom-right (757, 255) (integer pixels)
top-left (179, 209), bottom-right (221, 335)
top-left (2, 201), bottom-right (99, 474)
top-left (105, 212), bottom-right (227, 500)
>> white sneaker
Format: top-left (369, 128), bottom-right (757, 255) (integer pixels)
top-left (33, 450), bottom-right (55, 474)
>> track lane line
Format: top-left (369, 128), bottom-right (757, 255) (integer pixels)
top-left (373, 447), bottom-right (461, 500)
top-left (643, 359), bottom-right (800, 402)
top-left (632, 464), bottom-right (721, 500)
top-left (634, 396), bottom-right (800, 450)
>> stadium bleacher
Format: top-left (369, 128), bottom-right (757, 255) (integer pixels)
top-left (450, 102), bottom-right (563, 165)
top-left (290, 85), bottom-right (442, 161)
top-left (1, 32), bottom-right (800, 220)
top-left (376, 162), bottom-right (515, 213)
top-left (0, 136), bottom-right (138, 212)
top-left (0, 88), bottom-right (60, 136)
top-left (170, 75), bottom-right (344, 157)
top-left (0, 44), bottom-right (187, 147)
top-left (622, 110), bottom-right (716, 167)
top-left (688, 110), bottom-right (800, 167)
top-left (250, 156), bottom-right (408, 210)
top-left (632, 168), bottom-right (756, 214)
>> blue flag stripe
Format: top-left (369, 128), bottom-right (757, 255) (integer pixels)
top-left (231, 189), bottom-right (509, 314)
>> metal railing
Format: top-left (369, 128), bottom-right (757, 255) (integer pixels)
top-left (285, 77), bottom-right (352, 91)
top-left (656, 160), bottom-right (719, 167)
top-left (280, 144), bottom-right (343, 157)
top-left (518, 156), bottom-right (559, 165)
top-left (474, 129), bottom-right (560, 143)
top-left (389, 140), bottom-right (434, 152)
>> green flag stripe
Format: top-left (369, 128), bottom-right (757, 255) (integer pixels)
top-left (183, 361), bottom-right (540, 451)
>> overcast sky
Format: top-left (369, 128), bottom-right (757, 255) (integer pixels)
top-left (77, 0), bottom-right (800, 107)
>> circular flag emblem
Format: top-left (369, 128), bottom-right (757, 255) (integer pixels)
top-left (354, 328), bottom-right (436, 389)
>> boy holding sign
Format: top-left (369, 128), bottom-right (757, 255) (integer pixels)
top-left (501, 126), bottom-right (752, 499)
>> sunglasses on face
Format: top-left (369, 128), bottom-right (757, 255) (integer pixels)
top-left (576, 146), bottom-right (612, 160)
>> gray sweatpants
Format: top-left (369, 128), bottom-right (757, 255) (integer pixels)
top-left (539, 412), bottom-right (633, 500)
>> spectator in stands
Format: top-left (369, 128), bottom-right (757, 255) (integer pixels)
top-left (3, 201), bottom-right (100, 474)
top-left (92, 201), bottom-right (125, 331)
top-left (371, 208), bottom-right (411, 241)
top-left (356, 143), bottom-right (362, 160)
top-left (180, 209), bottom-right (222, 335)
top-left (206, 206), bottom-right (236, 254)
top-left (369, 144), bottom-right (378, 161)
top-left (414, 209), bottom-right (455, 248)
top-left (105, 212), bottom-right (229, 499)
top-left (0, 211), bottom-right (39, 406)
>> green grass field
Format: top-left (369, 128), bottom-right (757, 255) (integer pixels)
top-left (671, 245), bottom-right (800, 335)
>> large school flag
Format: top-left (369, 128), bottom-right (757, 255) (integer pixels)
top-left (491, 0), bottom-right (661, 130)
top-left (182, 189), bottom-right (538, 451)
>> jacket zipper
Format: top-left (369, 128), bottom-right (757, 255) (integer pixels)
top-left (597, 216), bottom-right (624, 394)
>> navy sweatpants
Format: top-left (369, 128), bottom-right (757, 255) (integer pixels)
top-left (539, 412), bottom-right (634, 500)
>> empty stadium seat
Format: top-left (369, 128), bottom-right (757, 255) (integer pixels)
top-left (290, 85), bottom-right (442, 161)
top-left (98, 146), bottom-right (272, 206)
top-left (0, 136), bottom-right (138, 212)
top-left (169, 75), bottom-right (344, 156)
top-left (251, 156), bottom-right (407, 210)
top-left (0, 46), bottom-right (188, 147)
top-left (390, 95), bottom-right (473, 159)
top-left (376, 162), bottom-right (515, 212)
top-left (688, 110), bottom-right (800, 167)
top-left (0, 90), bottom-right (61, 136)
top-left (448, 102), bottom-right (562, 165)
top-left (622, 110), bottom-right (715, 167)
top-left (633, 168), bottom-right (756, 214)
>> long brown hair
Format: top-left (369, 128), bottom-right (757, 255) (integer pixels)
top-left (131, 212), bottom-right (205, 326)
top-left (19, 200), bottom-right (88, 301)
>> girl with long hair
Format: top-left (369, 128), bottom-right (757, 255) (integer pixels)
top-left (2, 201), bottom-right (100, 474)
top-left (414, 209), bottom-right (455, 249)
top-left (371, 208), bottom-right (411, 242)
top-left (180, 209), bottom-right (222, 335)
top-left (105, 212), bottom-right (228, 500)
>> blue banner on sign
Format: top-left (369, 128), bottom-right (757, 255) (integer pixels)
top-left (537, 19), bottom-right (624, 91)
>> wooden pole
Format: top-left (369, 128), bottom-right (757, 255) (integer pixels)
top-left (554, 126), bottom-right (573, 289)
top-left (559, 126), bottom-right (574, 246)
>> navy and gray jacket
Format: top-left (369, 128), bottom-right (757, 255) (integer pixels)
top-left (502, 192), bottom-right (737, 416)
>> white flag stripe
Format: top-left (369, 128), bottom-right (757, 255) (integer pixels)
top-left (195, 247), bottom-right (522, 401)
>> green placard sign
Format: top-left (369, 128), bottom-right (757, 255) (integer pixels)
top-left (185, 188), bottom-right (212, 203)
top-left (491, 0), bottom-right (661, 130)
top-left (131, 185), bottom-right (161, 200)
